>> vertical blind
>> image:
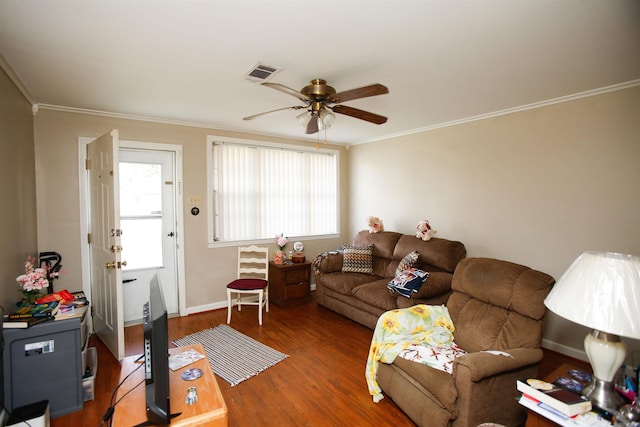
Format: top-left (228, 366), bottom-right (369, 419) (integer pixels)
top-left (213, 141), bottom-right (338, 242)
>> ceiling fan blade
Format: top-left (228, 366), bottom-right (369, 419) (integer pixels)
top-left (306, 111), bottom-right (319, 134)
top-left (261, 82), bottom-right (310, 102)
top-left (243, 106), bottom-right (305, 121)
top-left (328, 83), bottom-right (389, 104)
top-left (331, 105), bottom-right (387, 125)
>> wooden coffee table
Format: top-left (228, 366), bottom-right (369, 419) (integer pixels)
top-left (113, 343), bottom-right (228, 426)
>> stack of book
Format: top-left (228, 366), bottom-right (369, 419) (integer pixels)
top-left (516, 378), bottom-right (611, 427)
top-left (3, 300), bottom-right (60, 328)
top-left (3, 289), bottom-right (90, 328)
top-left (517, 378), bottom-right (592, 417)
top-left (54, 290), bottom-right (90, 320)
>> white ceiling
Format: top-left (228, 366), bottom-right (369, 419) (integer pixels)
top-left (1, 0), bottom-right (639, 145)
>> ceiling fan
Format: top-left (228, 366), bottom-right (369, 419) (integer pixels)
top-left (243, 79), bottom-right (389, 135)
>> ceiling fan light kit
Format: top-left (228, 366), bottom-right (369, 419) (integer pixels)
top-left (319, 109), bottom-right (335, 128)
top-left (243, 78), bottom-right (389, 139)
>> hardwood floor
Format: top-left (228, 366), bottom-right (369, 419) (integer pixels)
top-left (50, 296), bottom-right (589, 427)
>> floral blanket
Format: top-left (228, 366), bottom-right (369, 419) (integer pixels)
top-left (365, 304), bottom-right (460, 402)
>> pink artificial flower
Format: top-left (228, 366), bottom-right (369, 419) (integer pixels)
top-left (275, 234), bottom-right (288, 250)
top-left (16, 256), bottom-right (51, 292)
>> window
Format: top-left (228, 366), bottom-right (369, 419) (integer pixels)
top-left (207, 137), bottom-right (339, 245)
top-left (119, 161), bottom-right (163, 270)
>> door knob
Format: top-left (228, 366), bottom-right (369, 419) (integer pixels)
top-left (106, 260), bottom-right (128, 269)
top-left (168, 232), bottom-right (174, 237)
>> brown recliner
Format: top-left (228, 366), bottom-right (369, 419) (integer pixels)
top-left (376, 257), bottom-right (555, 427)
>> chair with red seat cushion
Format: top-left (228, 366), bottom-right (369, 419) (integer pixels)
top-left (226, 245), bottom-right (269, 325)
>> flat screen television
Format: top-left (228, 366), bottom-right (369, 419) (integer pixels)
top-left (143, 274), bottom-right (171, 425)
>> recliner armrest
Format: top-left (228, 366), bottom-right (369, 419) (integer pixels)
top-left (453, 347), bottom-right (543, 381)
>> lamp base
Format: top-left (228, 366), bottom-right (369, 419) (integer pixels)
top-left (583, 330), bottom-right (627, 415)
top-left (582, 378), bottom-right (624, 415)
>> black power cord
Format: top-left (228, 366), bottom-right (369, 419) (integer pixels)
top-left (100, 354), bottom-right (145, 427)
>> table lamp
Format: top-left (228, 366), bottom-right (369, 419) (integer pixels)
top-left (544, 251), bottom-right (640, 414)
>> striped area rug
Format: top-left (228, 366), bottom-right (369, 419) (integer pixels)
top-left (172, 324), bottom-right (288, 386)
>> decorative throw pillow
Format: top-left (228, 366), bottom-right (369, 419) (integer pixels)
top-left (341, 244), bottom-right (374, 274)
top-left (395, 250), bottom-right (420, 276)
top-left (387, 268), bottom-right (430, 298)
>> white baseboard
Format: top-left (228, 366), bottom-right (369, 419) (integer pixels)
top-left (186, 300), bottom-right (228, 316)
top-left (541, 338), bottom-right (588, 362)
top-left (187, 285), bottom-right (316, 315)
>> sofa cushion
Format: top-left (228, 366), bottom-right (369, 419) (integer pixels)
top-left (353, 231), bottom-right (402, 260)
top-left (448, 257), bottom-right (555, 353)
top-left (412, 271), bottom-right (454, 299)
top-left (342, 244), bottom-right (374, 274)
top-left (394, 235), bottom-right (466, 273)
top-left (396, 291), bottom-right (451, 309)
top-left (352, 280), bottom-right (398, 311)
top-left (320, 272), bottom-right (375, 295)
top-left (396, 250), bottom-right (420, 276)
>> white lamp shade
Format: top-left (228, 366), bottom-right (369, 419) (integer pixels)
top-left (544, 251), bottom-right (640, 339)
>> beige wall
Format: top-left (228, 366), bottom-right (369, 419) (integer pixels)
top-left (0, 68), bottom-right (38, 311)
top-left (22, 77), bottom-right (640, 360)
top-left (348, 86), bottom-right (640, 360)
top-left (33, 110), bottom-right (349, 309)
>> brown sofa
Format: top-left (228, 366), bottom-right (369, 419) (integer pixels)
top-left (377, 257), bottom-right (555, 427)
top-left (313, 230), bottom-right (467, 329)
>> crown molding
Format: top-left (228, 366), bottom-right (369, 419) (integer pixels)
top-left (27, 78), bottom-right (640, 146)
top-left (358, 79), bottom-right (640, 145)
top-left (0, 53), bottom-right (35, 106)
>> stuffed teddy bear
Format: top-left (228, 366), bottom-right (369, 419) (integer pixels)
top-left (416, 220), bottom-right (437, 241)
top-left (367, 216), bottom-right (384, 234)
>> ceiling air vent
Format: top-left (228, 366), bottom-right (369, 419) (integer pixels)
top-left (244, 62), bottom-right (282, 83)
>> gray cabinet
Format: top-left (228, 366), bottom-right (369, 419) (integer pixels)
top-left (2, 311), bottom-right (88, 418)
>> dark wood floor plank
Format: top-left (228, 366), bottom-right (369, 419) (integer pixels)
top-left (50, 297), bottom-right (585, 426)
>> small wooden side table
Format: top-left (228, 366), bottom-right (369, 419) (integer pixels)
top-left (268, 261), bottom-right (312, 306)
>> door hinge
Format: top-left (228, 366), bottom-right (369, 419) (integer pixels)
top-left (87, 233), bottom-right (93, 244)
top-left (85, 159), bottom-right (91, 170)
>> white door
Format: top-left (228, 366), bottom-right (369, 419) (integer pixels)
top-left (119, 149), bottom-right (179, 323)
top-left (87, 129), bottom-right (125, 361)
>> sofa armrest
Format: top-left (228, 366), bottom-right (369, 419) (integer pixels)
top-left (451, 347), bottom-right (543, 426)
top-left (312, 251), bottom-right (344, 276)
top-left (453, 347), bottom-right (543, 381)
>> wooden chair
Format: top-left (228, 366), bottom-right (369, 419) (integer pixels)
top-left (226, 245), bottom-right (269, 325)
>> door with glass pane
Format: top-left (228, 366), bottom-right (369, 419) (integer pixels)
top-left (119, 149), bottom-right (178, 323)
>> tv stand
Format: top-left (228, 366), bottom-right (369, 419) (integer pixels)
top-left (133, 412), bottom-right (182, 427)
top-left (113, 344), bottom-right (228, 426)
